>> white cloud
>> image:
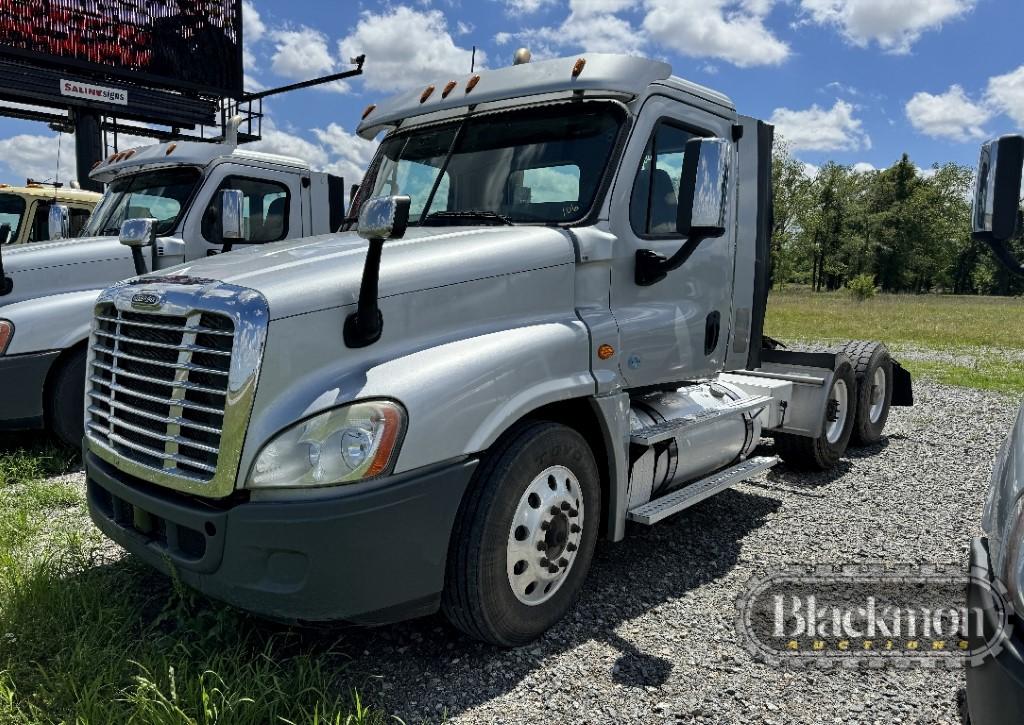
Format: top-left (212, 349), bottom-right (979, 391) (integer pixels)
top-left (572, 0), bottom-right (636, 13)
top-left (248, 120), bottom-right (329, 167)
top-left (852, 161), bottom-right (876, 173)
top-left (271, 27), bottom-right (337, 81)
top-left (242, 1), bottom-right (266, 43)
top-left (502, 0), bottom-right (558, 14)
top-left (456, 21), bottom-right (474, 36)
top-left (339, 7), bottom-right (480, 92)
top-left (546, 11), bottom-right (645, 54)
top-left (494, 31), bottom-right (514, 45)
top-left (801, 162), bottom-right (820, 179)
top-left (0, 133), bottom-right (78, 184)
top-left (987, 65), bottom-right (1024, 128)
top-left (799, 0), bottom-right (975, 54)
top-left (905, 85), bottom-right (990, 141)
top-left (769, 99), bottom-right (871, 152)
top-left (642, 0), bottom-right (789, 67)
top-left (313, 124), bottom-right (377, 183)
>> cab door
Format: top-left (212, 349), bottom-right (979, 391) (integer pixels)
top-left (178, 163), bottom-right (303, 265)
top-left (606, 94), bottom-right (738, 388)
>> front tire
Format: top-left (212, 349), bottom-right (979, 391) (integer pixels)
top-left (442, 421), bottom-right (601, 646)
top-left (46, 347), bottom-right (86, 448)
top-left (773, 358), bottom-right (857, 471)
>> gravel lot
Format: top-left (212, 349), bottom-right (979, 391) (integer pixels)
top-left (53, 381), bottom-right (1020, 724)
top-left (330, 381), bottom-right (1017, 724)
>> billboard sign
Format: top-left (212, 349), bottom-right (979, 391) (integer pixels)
top-left (0, 0), bottom-right (243, 98)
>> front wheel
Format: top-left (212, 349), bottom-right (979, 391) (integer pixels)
top-left (46, 347), bottom-right (86, 448)
top-left (442, 421), bottom-right (601, 646)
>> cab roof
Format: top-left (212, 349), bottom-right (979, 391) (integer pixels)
top-left (357, 53), bottom-right (736, 139)
top-left (0, 184), bottom-right (101, 203)
top-left (89, 139), bottom-right (314, 184)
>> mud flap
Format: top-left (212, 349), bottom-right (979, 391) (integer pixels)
top-left (891, 360), bottom-right (913, 406)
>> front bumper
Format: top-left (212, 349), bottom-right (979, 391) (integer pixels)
top-left (86, 449), bottom-right (478, 625)
top-left (967, 537), bottom-right (1024, 725)
top-left (0, 350), bottom-right (60, 429)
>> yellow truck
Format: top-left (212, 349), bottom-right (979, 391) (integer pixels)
top-left (0, 182), bottom-right (101, 245)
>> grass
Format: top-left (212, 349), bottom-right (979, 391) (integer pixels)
top-left (766, 287), bottom-right (1024, 395)
top-left (0, 435), bottom-right (389, 725)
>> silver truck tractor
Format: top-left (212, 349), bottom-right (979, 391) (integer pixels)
top-left (965, 134), bottom-right (1024, 725)
top-left (0, 130), bottom-right (347, 446)
top-left (82, 53), bottom-right (912, 646)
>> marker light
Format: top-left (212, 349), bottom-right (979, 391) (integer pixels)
top-left (441, 80), bottom-right (457, 98)
top-left (466, 74), bottom-right (481, 93)
top-left (0, 320), bottom-right (13, 356)
top-left (420, 84), bottom-right (435, 103)
top-left (361, 104), bottom-right (377, 120)
top-left (572, 57), bottom-right (586, 77)
top-left (165, 143), bottom-right (177, 155)
top-left (598, 344), bottom-right (615, 360)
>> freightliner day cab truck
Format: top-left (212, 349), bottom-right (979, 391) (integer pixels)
top-left (83, 53), bottom-right (912, 646)
top-left (0, 182), bottom-right (101, 246)
top-left (0, 129), bottom-right (348, 446)
top-left (965, 135), bottom-right (1024, 725)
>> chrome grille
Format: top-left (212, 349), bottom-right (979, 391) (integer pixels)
top-left (87, 303), bottom-right (235, 481)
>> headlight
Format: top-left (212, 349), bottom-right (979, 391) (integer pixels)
top-left (247, 400), bottom-right (405, 489)
top-left (0, 319), bottom-right (12, 355)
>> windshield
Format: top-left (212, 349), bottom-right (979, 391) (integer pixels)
top-left (83, 167), bottom-right (201, 237)
top-left (361, 102), bottom-right (624, 225)
top-left (0, 193), bottom-right (25, 241)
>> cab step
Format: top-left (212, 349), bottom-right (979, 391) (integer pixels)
top-left (629, 394), bottom-right (773, 447)
top-left (626, 455), bottom-right (779, 525)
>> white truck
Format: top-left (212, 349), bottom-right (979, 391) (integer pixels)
top-left (0, 131), bottom-right (347, 446)
top-left (0, 182), bottom-right (101, 246)
top-left (965, 134), bottom-right (1024, 725)
top-left (82, 53), bottom-right (912, 646)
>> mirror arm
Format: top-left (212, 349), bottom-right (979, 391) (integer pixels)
top-left (343, 236), bottom-right (385, 348)
top-left (635, 235), bottom-right (708, 286)
top-left (130, 247), bottom-right (148, 277)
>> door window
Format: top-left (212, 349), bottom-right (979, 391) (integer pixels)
top-left (69, 207), bottom-right (91, 237)
top-left (0, 193), bottom-right (25, 241)
top-left (28, 201), bottom-right (50, 242)
top-left (629, 122), bottom-right (697, 236)
top-left (201, 176), bottom-right (291, 244)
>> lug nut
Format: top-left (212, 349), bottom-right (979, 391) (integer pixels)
top-left (560, 502), bottom-right (571, 511)
top-left (550, 506), bottom-right (560, 516)
top-left (540, 557), bottom-right (550, 567)
top-left (570, 524), bottom-right (581, 533)
top-left (568, 509), bottom-right (579, 518)
top-left (566, 542), bottom-right (577, 552)
top-left (536, 541), bottom-right (546, 551)
top-left (548, 565), bottom-right (559, 574)
top-left (540, 521), bottom-right (550, 530)
top-left (558, 557), bottom-right (569, 567)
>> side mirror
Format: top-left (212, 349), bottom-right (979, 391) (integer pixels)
top-left (119, 218), bottom-right (156, 276)
top-left (636, 137), bottom-right (731, 286)
top-left (219, 189), bottom-right (245, 252)
top-left (345, 195), bottom-right (412, 348)
top-left (678, 138), bottom-right (731, 238)
top-left (0, 223), bottom-right (11, 245)
top-left (972, 135), bottom-right (1024, 276)
top-left (357, 195), bottom-right (411, 241)
top-left (48, 204), bottom-right (70, 240)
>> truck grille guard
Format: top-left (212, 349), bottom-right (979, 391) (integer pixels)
top-left (85, 277), bottom-right (269, 499)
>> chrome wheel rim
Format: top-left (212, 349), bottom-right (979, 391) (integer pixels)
top-left (506, 465), bottom-right (585, 606)
top-left (868, 367), bottom-right (886, 424)
top-left (825, 379), bottom-right (849, 444)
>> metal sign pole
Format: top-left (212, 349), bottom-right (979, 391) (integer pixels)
top-left (74, 110), bottom-right (103, 192)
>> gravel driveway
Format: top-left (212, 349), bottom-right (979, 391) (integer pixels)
top-left (53, 381), bottom-right (1020, 723)
top-left (321, 381), bottom-right (1016, 724)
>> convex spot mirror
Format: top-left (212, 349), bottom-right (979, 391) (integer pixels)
top-left (678, 137), bottom-right (731, 238)
top-left (358, 195), bottom-right (411, 241)
top-left (48, 204), bottom-right (70, 240)
top-left (972, 135), bottom-right (1024, 276)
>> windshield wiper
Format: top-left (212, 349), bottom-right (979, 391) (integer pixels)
top-left (421, 210), bottom-right (513, 226)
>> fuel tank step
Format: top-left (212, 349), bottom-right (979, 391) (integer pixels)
top-left (629, 394), bottom-right (773, 447)
top-left (626, 455), bottom-right (779, 525)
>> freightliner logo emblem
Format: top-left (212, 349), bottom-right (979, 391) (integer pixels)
top-left (131, 293), bottom-right (160, 309)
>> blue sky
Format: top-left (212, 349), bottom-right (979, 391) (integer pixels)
top-left (0, 0), bottom-right (1022, 185)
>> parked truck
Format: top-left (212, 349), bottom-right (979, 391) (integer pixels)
top-left (82, 53), bottom-right (911, 646)
top-left (0, 128), bottom-right (348, 446)
top-left (0, 182), bottom-right (100, 245)
top-left (965, 134), bottom-right (1024, 725)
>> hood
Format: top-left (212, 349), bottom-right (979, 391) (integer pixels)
top-left (0, 235), bottom-right (136, 308)
top-left (148, 225), bottom-right (576, 320)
